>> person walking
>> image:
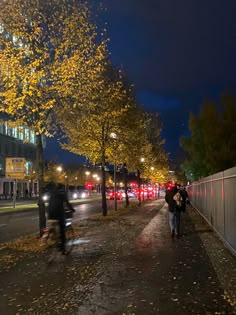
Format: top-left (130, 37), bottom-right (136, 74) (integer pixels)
top-left (47, 183), bottom-right (75, 254)
top-left (179, 186), bottom-right (189, 212)
top-left (165, 185), bottom-right (182, 238)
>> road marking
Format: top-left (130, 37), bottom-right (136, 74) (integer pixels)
top-left (31, 216), bottom-right (38, 220)
top-left (0, 224), bottom-right (7, 227)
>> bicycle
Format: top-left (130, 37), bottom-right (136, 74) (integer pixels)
top-left (43, 210), bottom-right (75, 262)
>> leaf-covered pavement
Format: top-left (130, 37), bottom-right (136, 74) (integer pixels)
top-left (0, 199), bottom-right (236, 314)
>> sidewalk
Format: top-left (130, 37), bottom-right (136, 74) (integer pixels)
top-left (0, 199), bottom-right (236, 315)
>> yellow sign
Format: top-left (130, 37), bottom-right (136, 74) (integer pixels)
top-left (6, 157), bottom-right (26, 179)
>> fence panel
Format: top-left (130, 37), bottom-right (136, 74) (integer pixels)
top-left (223, 168), bottom-right (236, 251)
top-left (212, 172), bottom-right (225, 237)
top-left (188, 167), bottom-right (236, 255)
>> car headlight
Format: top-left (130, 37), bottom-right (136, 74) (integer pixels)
top-left (42, 194), bottom-right (48, 201)
top-left (73, 193), bottom-right (78, 199)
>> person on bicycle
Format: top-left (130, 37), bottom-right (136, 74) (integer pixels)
top-left (47, 183), bottom-right (75, 254)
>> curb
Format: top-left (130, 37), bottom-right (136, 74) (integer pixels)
top-left (0, 207), bottom-right (38, 216)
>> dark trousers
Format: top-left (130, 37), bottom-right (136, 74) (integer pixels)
top-left (175, 211), bottom-right (181, 235)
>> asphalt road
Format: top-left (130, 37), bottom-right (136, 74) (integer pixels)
top-left (0, 198), bottom-right (128, 244)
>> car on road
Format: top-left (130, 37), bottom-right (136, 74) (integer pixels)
top-left (106, 190), bottom-right (123, 200)
top-left (159, 189), bottom-right (166, 197)
top-left (71, 190), bottom-right (90, 199)
top-left (42, 192), bottom-right (50, 202)
top-left (120, 190), bottom-right (136, 199)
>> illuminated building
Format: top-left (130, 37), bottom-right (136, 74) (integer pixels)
top-left (0, 117), bottom-right (40, 198)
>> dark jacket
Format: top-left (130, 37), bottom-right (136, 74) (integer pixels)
top-left (165, 187), bottom-right (178, 212)
top-left (47, 188), bottom-right (74, 221)
top-left (179, 188), bottom-right (189, 212)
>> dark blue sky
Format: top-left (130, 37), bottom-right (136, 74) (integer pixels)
top-left (45, 0), bottom-right (236, 163)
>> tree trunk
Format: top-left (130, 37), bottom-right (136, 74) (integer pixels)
top-left (101, 150), bottom-right (107, 216)
top-left (36, 134), bottom-right (46, 237)
top-left (123, 163), bottom-right (129, 207)
top-left (114, 163), bottom-right (117, 211)
top-left (137, 169), bottom-right (141, 206)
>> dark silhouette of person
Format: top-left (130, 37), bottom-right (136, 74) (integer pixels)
top-left (47, 183), bottom-right (75, 253)
top-left (179, 187), bottom-right (189, 212)
top-left (165, 186), bottom-right (182, 238)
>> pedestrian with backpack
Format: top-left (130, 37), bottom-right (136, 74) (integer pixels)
top-left (165, 185), bottom-right (183, 238)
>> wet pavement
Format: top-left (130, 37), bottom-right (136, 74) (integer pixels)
top-left (0, 199), bottom-right (236, 315)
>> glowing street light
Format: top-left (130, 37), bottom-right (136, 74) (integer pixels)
top-left (64, 175), bottom-right (69, 192)
top-left (110, 132), bottom-right (118, 139)
top-left (56, 165), bottom-right (63, 172)
top-left (110, 132), bottom-right (118, 211)
top-left (95, 176), bottom-right (101, 193)
top-left (137, 157), bottom-right (145, 206)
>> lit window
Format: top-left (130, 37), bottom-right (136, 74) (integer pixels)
top-left (4, 122), bottom-right (8, 135)
top-left (7, 127), bottom-right (12, 137)
top-left (12, 35), bottom-right (18, 44)
top-left (12, 127), bottom-right (18, 138)
top-left (25, 128), bottom-right (30, 142)
top-left (30, 132), bottom-right (35, 144)
top-left (0, 23), bottom-right (4, 34)
top-left (18, 127), bottom-right (24, 140)
top-left (0, 122), bottom-right (3, 134)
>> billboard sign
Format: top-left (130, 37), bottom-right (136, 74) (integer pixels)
top-left (5, 157), bottom-right (26, 179)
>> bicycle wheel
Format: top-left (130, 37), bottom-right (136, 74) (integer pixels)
top-left (45, 225), bottom-right (59, 263)
top-left (64, 225), bottom-right (75, 254)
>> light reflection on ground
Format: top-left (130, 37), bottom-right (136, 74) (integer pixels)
top-left (73, 239), bottom-right (90, 245)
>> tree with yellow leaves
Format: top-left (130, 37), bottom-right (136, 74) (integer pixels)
top-left (0, 0), bottom-right (105, 235)
top-left (57, 62), bottom-right (168, 212)
top-left (111, 103), bottom-right (168, 205)
top-left (57, 63), bottom-right (135, 215)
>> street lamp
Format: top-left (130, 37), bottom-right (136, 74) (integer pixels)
top-left (110, 132), bottom-right (118, 140)
top-left (110, 132), bottom-right (118, 211)
top-left (64, 175), bottom-right (68, 192)
top-left (56, 165), bottom-right (63, 185)
top-left (74, 177), bottom-right (78, 189)
top-left (96, 176), bottom-right (101, 193)
top-left (56, 165), bottom-right (63, 172)
top-left (137, 157), bottom-right (145, 205)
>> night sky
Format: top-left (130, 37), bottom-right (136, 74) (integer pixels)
top-left (45, 0), bottom-right (236, 164)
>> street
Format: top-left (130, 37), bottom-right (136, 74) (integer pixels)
top-left (0, 197), bottom-right (130, 244)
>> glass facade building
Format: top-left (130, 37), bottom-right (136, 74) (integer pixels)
top-left (0, 120), bottom-right (37, 177)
